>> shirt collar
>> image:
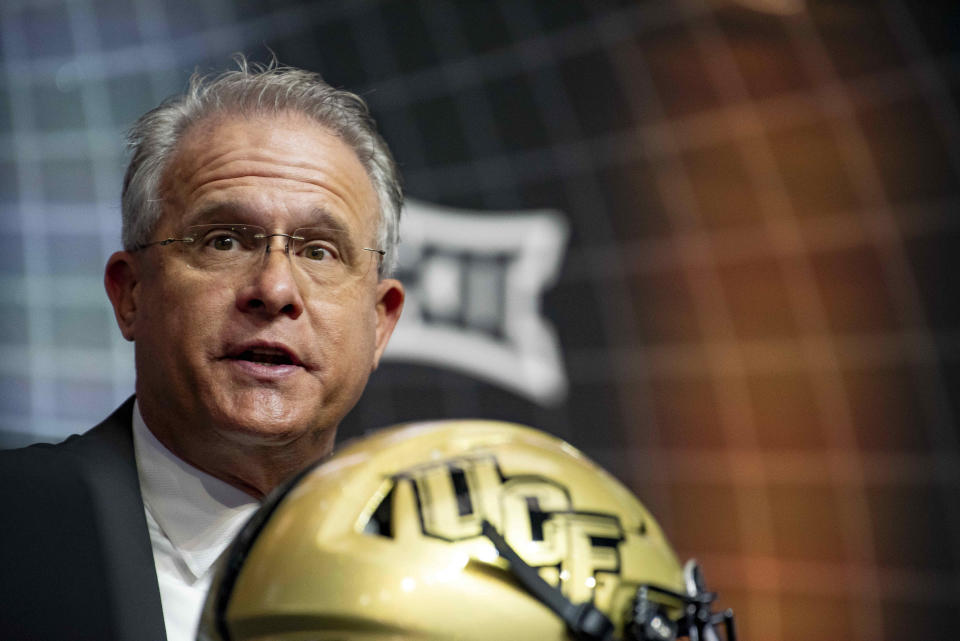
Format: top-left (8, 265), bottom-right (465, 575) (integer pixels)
top-left (132, 400), bottom-right (260, 580)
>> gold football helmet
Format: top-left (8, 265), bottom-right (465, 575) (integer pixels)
top-left (198, 421), bottom-right (736, 641)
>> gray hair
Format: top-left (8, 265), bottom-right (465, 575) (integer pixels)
top-left (121, 57), bottom-right (402, 275)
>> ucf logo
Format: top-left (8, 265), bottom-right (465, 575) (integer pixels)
top-left (393, 455), bottom-right (624, 602)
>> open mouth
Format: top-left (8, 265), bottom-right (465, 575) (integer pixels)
top-left (229, 346), bottom-right (301, 367)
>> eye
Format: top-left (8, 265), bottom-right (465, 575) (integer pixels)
top-left (198, 226), bottom-right (252, 252)
top-left (296, 231), bottom-right (342, 263)
top-left (303, 245), bottom-right (327, 261)
top-left (211, 234), bottom-right (238, 251)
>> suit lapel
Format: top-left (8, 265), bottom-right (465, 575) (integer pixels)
top-left (60, 397), bottom-right (168, 640)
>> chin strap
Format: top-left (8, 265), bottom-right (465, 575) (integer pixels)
top-left (479, 521), bottom-right (736, 641)
top-left (481, 520), bottom-right (615, 641)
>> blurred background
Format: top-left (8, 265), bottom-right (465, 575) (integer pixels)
top-left (2, 0), bottom-right (959, 639)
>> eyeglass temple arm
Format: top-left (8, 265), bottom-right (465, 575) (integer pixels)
top-left (133, 236), bottom-right (195, 250)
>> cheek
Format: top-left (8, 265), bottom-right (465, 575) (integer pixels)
top-left (310, 295), bottom-right (378, 355)
top-left (138, 272), bottom-right (226, 352)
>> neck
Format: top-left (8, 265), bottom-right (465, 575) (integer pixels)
top-left (136, 400), bottom-right (336, 500)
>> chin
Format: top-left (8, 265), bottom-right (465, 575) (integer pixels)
top-left (214, 416), bottom-right (312, 447)
top-left (211, 393), bottom-right (321, 444)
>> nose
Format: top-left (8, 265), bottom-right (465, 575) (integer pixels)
top-left (235, 236), bottom-right (305, 319)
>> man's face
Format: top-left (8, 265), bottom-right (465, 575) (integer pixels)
top-left (107, 113), bottom-right (403, 453)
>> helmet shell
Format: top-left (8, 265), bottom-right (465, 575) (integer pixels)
top-left (201, 420), bottom-right (685, 641)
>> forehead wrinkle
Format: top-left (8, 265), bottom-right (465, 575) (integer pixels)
top-left (182, 172), bottom-right (367, 211)
top-left (162, 114), bottom-right (379, 238)
top-left (171, 123), bottom-right (373, 210)
top-left (173, 164), bottom-right (375, 228)
top-left (190, 160), bottom-right (367, 192)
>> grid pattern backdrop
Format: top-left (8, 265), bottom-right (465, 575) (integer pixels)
top-left (2, 1), bottom-right (959, 639)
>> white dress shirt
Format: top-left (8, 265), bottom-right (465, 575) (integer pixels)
top-left (132, 403), bottom-right (260, 641)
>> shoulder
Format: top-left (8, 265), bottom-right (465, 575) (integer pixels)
top-left (0, 396), bottom-right (141, 543)
top-left (2, 397), bottom-right (134, 454)
top-left (0, 397), bottom-right (149, 640)
top-left (0, 397), bottom-right (136, 487)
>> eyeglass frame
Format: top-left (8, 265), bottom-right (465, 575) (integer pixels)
top-left (133, 222), bottom-right (387, 277)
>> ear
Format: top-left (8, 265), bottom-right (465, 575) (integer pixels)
top-left (104, 251), bottom-right (140, 342)
top-left (371, 278), bottom-right (404, 369)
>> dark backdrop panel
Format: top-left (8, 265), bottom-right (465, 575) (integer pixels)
top-left (2, 1), bottom-right (959, 639)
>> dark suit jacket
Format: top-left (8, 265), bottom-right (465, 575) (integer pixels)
top-left (0, 397), bottom-right (167, 640)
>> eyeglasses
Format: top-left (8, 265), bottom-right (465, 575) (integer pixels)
top-left (135, 223), bottom-right (385, 285)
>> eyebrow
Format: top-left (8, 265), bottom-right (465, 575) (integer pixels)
top-left (303, 209), bottom-right (360, 262)
top-left (184, 203), bottom-right (258, 227)
top-left (304, 207), bottom-right (352, 233)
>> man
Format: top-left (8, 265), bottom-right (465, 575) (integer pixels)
top-left (0, 59), bottom-right (405, 641)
